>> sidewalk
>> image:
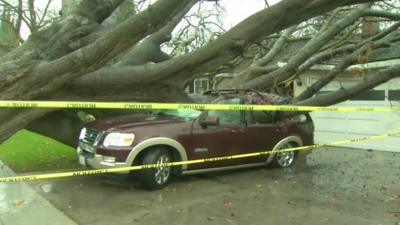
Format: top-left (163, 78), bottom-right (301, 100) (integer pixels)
top-left (0, 161), bottom-right (78, 225)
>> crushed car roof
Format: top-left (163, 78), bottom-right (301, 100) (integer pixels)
top-left (189, 89), bottom-right (289, 105)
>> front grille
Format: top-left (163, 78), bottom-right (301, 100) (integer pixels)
top-left (80, 149), bottom-right (95, 158)
top-left (82, 128), bottom-right (102, 146)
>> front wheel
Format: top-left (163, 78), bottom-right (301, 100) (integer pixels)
top-left (140, 148), bottom-right (172, 190)
top-left (270, 142), bottom-right (296, 168)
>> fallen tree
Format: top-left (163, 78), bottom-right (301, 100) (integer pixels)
top-left (0, 0), bottom-right (399, 146)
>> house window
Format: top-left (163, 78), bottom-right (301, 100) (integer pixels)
top-left (193, 78), bottom-right (210, 94)
top-left (389, 90), bottom-right (400, 101)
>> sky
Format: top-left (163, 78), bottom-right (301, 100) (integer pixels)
top-left (20, 0), bottom-right (281, 39)
top-left (221, 0), bottom-right (278, 28)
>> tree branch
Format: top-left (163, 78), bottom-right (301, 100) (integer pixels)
top-left (27, 0), bottom-right (37, 33)
top-left (297, 21), bottom-right (400, 75)
top-left (115, 0), bottom-right (197, 66)
top-left (0, 0), bottom-right (31, 31)
top-left (77, 0), bottom-right (126, 24)
top-left (253, 25), bottom-right (298, 67)
top-left (294, 22), bottom-right (400, 101)
top-left (37, 0), bottom-right (52, 27)
top-left (0, 0), bottom-right (195, 100)
top-left (66, 0), bottom-right (381, 96)
top-left (240, 3), bottom-right (373, 90)
top-left (363, 9), bottom-right (400, 20)
top-left (15, 0), bottom-right (23, 41)
top-left (295, 64), bottom-right (400, 106)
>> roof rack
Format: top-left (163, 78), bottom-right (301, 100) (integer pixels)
top-left (201, 89), bottom-right (262, 96)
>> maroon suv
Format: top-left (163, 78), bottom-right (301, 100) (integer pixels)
top-left (77, 90), bottom-right (314, 189)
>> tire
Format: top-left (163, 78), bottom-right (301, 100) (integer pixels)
top-left (270, 142), bottom-right (296, 168)
top-left (140, 148), bottom-right (172, 190)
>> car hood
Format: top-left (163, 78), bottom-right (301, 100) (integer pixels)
top-left (86, 114), bottom-right (187, 131)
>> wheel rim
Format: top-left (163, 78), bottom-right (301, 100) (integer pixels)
top-left (276, 144), bottom-right (295, 167)
top-left (154, 154), bottom-right (171, 185)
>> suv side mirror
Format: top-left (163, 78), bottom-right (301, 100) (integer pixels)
top-left (200, 115), bottom-right (220, 128)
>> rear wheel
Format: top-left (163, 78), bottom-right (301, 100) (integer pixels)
top-left (140, 148), bottom-right (172, 190)
top-left (270, 142), bottom-right (296, 168)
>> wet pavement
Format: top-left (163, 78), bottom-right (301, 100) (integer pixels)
top-left (4, 147), bottom-right (400, 225)
top-left (0, 161), bottom-right (78, 225)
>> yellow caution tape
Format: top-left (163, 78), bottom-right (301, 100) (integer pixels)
top-left (0, 100), bottom-right (399, 112)
top-left (1, 131), bottom-right (399, 183)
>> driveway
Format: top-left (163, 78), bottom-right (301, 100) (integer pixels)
top-left (32, 147), bottom-right (400, 225)
top-left (0, 161), bottom-right (77, 225)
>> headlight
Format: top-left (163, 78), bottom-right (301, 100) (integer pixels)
top-left (103, 132), bottom-right (135, 147)
top-left (290, 114), bottom-right (307, 123)
top-left (79, 128), bottom-right (87, 140)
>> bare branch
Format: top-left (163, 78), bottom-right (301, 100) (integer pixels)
top-left (363, 9), bottom-right (400, 20)
top-left (298, 21), bottom-right (400, 74)
top-left (77, 0), bottom-right (125, 23)
top-left (38, 0), bottom-right (52, 27)
top-left (253, 25), bottom-right (298, 67)
top-left (319, 8), bottom-right (340, 32)
top-left (320, 19), bottom-right (362, 51)
top-left (240, 3), bottom-right (373, 90)
top-left (15, 0), bottom-right (22, 40)
top-left (68, 0), bottom-right (382, 95)
top-left (115, 0), bottom-right (197, 66)
top-left (294, 23), bottom-right (400, 101)
top-left (27, 0), bottom-right (37, 32)
top-left (0, 0), bottom-right (31, 29)
top-left (296, 64), bottom-right (400, 106)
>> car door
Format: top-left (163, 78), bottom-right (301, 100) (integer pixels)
top-left (240, 110), bottom-right (288, 164)
top-left (189, 97), bottom-right (245, 170)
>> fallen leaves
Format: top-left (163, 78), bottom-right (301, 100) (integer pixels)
top-left (359, 192), bottom-right (369, 198)
top-left (225, 218), bottom-right (238, 225)
top-left (223, 200), bottom-right (231, 208)
top-left (182, 184), bottom-right (192, 192)
top-left (271, 180), bottom-right (280, 188)
top-left (388, 194), bottom-right (400, 202)
top-left (13, 200), bottom-right (25, 209)
top-left (328, 196), bottom-right (343, 204)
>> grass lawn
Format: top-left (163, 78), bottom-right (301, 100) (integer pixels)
top-left (0, 130), bottom-right (79, 173)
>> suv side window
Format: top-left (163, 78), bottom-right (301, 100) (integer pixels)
top-left (248, 111), bottom-right (279, 125)
top-left (250, 111), bottom-right (274, 124)
top-left (208, 98), bottom-right (242, 126)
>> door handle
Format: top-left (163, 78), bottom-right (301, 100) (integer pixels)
top-left (275, 126), bottom-right (286, 132)
top-left (231, 129), bottom-right (244, 134)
